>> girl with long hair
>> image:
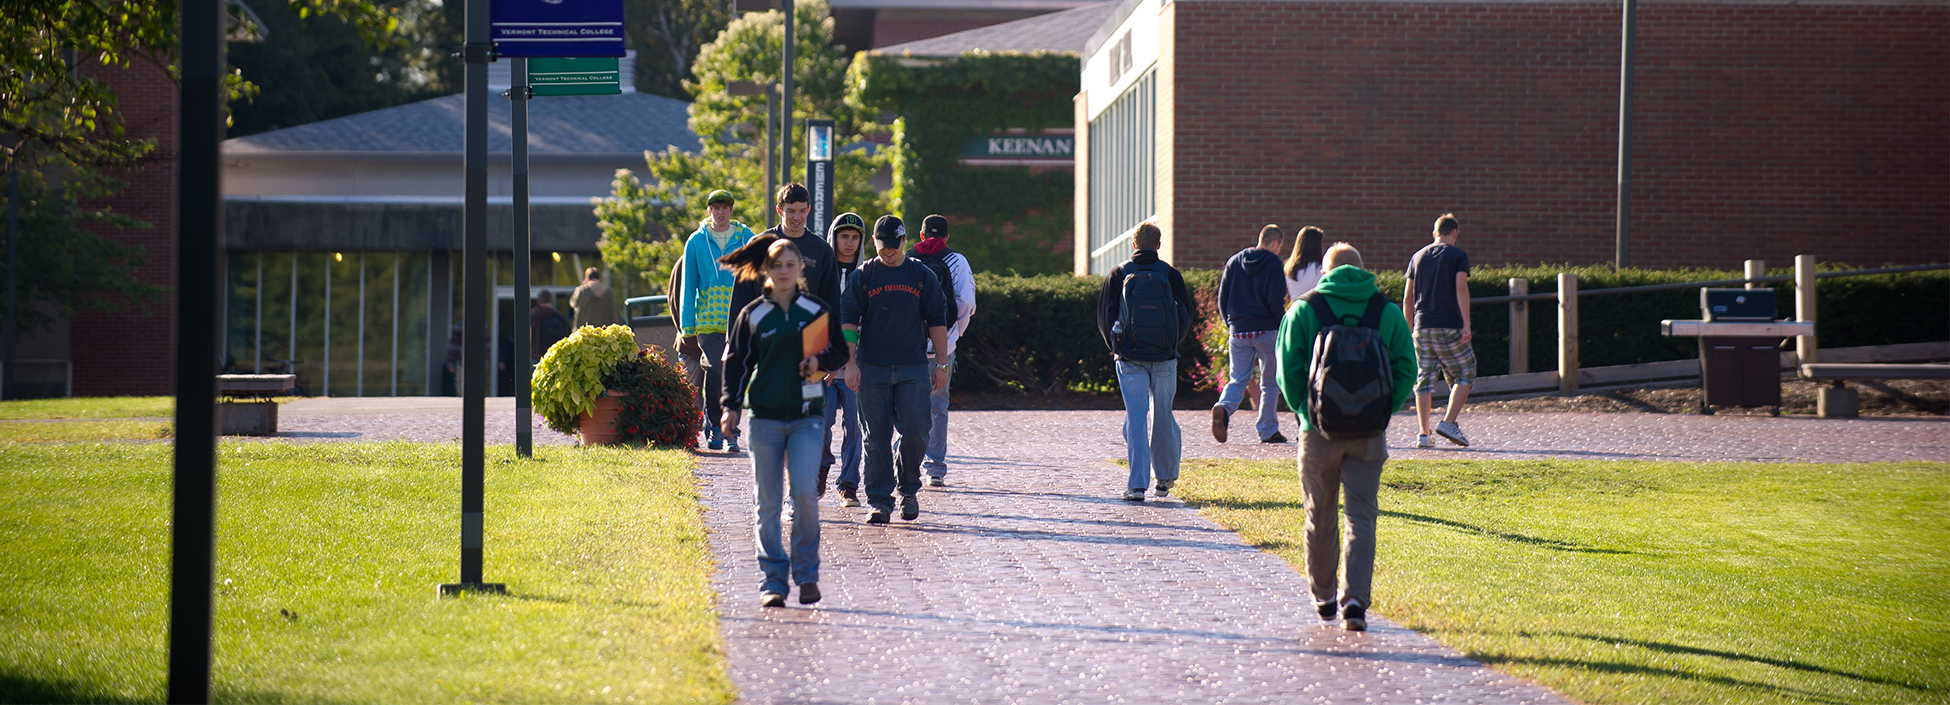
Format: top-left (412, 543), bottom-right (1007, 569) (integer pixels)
top-left (1284, 226), bottom-right (1328, 304)
top-left (718, 234), bottom-right (851, 607)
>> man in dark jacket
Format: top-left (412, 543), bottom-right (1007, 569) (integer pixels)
top-left (1212, 225), bottom-right (1290, 444)
top-left (729, 183), bottom-right (842, 330)
top-left (1096, 221), bottom-right (1195, 502)
top-left (840, 215), bottom-right (950, 525)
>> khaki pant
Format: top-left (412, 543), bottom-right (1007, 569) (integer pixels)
top-left (1300, 429), bottom-right (1387, 611)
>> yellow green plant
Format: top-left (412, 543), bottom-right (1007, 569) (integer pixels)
top-left (532, 324), bottom-right (642, 435)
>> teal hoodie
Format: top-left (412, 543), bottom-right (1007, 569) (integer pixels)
top-left (1275, 265), bottom-right (1418, 434)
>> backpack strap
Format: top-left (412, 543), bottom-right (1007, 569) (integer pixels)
top-left (1301, 290), bottom-right (1339, 329)
top-left (1359, 293), bottom-right (1388, 330)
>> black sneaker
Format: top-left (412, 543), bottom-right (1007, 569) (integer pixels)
top-left (900, 493), bottom-right (920, 521)
top-left (798, 583), bottom-right (821, 605)
top-left (1122, 488), bottom-right (1146, 502)
top-left (1317, 602), bottom-right (1337, 621)
top-left (866, 507), bottom-right (891, 524)
top-left (1343, 604), bottom-right (1367, 631)
top-left (1260, 432), bottom-right (1288, 444)
top-left (760, 592), bottom-right (786, 607)
top-left (818, 465), bottom-right (831, 498)
top-left (1155, 480), bottom-right (1174, 497)
top-left (928, 476), bottom-right (946, 487)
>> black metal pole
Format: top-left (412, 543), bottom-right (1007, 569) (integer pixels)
top-left (764, 87), bottom-right (776, 228)
top-left (4, 155), bottom-right (18, 401)
top-left (781, 0), bottom-right (794, 187)
top-left (167, 0), bottom-right (223, 700)
top-left (511, 58), bottom-right (533, 459)
top-left (441, 0), bottom-right (503, 597)
top-left (1615, 0), bottom-right (1636, 270)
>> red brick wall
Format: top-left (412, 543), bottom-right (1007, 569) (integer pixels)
top-left (1164, 2), bottom-right (1949, 272)
top-left (72, 57), bottom-right (178, 396)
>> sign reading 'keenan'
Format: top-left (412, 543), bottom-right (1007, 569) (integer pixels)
top-left (963, 134), bottom-right (1075, 160)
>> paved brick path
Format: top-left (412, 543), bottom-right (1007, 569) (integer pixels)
top-left (255, 399), bottom-right (1945, 702)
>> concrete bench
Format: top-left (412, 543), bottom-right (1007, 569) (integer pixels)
top-left (216, 374), bottom-right (296, 436)
top-left (1797, 363), bottom-right (1950, 418)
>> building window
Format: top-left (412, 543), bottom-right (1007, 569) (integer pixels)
top-left (1087, 69), bottom-right (1156, 276)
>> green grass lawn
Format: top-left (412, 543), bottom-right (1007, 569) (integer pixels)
top-left (1178, 457), bottom-right (1950, 705)
top-left (0, 420), bottom-right (172, 443)
top-left (0, 397), bottom-right (173, 420)
top-left (0, 442), bottom-right (731, 704)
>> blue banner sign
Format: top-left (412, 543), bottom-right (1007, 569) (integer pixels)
top-left (491, 0), bottom-right (626, 58)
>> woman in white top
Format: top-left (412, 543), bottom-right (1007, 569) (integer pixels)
top-left (1283, 226), bottom-right (1328, 305)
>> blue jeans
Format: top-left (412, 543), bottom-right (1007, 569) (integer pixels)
top-left (748, 416), bottom-right (824, 594)
top-left (823, 381), bottom-right (863, 490)
top-left (1217, 331), bottom-right (1282, 440)
top-left (859, 362), bottom-right (932, 511)
top-left (1116, 358), bottom-right (1181, 491)
top-left (923, 354), bottom-right (955, 478)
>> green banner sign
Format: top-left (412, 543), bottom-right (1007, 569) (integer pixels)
top-left (528, 57), bottom-right (620, 96)
top-left (963, 134), bottom-right (1074, 160)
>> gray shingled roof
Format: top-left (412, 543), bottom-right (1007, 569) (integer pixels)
top-left (873, 1), bottom-right (1117, 57)
top-left (223, 91), bottom-right (698, 155)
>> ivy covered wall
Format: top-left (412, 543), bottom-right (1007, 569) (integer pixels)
top-left (847, 51), bottom-right (1079, 275)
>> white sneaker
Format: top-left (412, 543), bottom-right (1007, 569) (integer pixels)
top-left (1417, 434), bottom-right (1435, 449)
top-left (1435, 420), bottom-right (1470, 447)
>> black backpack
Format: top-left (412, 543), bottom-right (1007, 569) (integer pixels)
top-left (1113, 260), bottom-right (1186, 361)
top-left (1300, 291), bottom-right (1395, 439)
top-left (910, 248), bottom-right (962, 323)
top-left (539, 310), bottom-right (572, 353)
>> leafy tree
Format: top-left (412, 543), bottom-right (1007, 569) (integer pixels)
top-left (0, 0), bottom-right (403, 332)
top-left (597, 0), bottom-right (890, 293)
top-left (626, 0), bottom-right (732, 99)
top-left (228, 0), bottom-right (457, 136)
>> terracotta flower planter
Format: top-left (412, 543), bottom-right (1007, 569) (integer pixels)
top-left (577, 390), bottom-right (629, 446)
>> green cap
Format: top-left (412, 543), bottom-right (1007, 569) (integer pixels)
top-left (705, 189), bottom-right (735, 206)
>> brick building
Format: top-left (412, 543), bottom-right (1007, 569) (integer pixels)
top-left (1073, 0), bottom-right (1950, 275)
top-left (833, 0), bottom-right (1109, 51)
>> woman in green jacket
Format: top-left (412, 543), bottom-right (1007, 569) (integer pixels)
top-left (719, 234), bottom-right (851, 607)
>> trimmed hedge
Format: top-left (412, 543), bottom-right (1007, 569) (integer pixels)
top-left (954, 265), bottom-right (1948, 394)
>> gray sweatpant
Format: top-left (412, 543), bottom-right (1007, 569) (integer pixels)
top-left (1299, 429), bottom-right (1387, 611)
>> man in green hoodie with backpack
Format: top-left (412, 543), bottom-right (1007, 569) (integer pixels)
top-left (1275, 243), bottom-right (1417, 633)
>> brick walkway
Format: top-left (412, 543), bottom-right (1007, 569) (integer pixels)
top-left (258, 399), bottom-right (1946, 702)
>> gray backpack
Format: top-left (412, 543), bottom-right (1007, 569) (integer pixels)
top-left (1300, 291), bottom-right (1395, 439)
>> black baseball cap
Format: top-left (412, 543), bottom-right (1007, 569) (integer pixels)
top-left (921, 214), bottom-right (949, 239)
top-left (873, 215), bottom-right (906, 248)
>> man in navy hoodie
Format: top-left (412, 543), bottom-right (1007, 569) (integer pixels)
top-left (1212, 225), bottom-right (1290, 444)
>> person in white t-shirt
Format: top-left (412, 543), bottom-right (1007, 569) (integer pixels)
top-left (1283, 226), bottom-right (1327, 305)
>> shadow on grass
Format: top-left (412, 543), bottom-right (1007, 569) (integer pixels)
top-left (0, 674), bottom-right (338, 705)
top-left (1555, 632), bottom-right (1934, 692)
top-left (1381, 510), bottom-right (1638, 555)
top-left (1476, 653), bottom-right (1865, 705)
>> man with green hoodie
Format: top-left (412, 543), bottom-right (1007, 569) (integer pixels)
top-left (681, 189), bottom-right (757, 451)
top-left (1274, 243), bottom-right (1417, 633)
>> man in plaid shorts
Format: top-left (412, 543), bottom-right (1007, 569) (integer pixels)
top-left (1403, 213), bottom-right (1474, 447)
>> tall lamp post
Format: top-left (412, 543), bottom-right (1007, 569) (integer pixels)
top-left (1, 132), bottom-right (21, 402)
top-left (728, 80), bottom-right (777, 223)
top-left (1615, 0), bottom-right (1637, 270)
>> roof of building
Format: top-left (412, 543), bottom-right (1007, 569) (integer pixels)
top-left (222, 90), bottom-right (697, 156)
top-left (872, 1), bottom-right (1117, 56)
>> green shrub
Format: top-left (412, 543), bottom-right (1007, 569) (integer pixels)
top-left (532, 324), bottom-right (642, 434)
top-left (956, 264), bottom-right (1947, 393)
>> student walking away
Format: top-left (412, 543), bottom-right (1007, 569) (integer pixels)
top-left (1213, 224), bottom-right (1291, 445)
top-left (1403, 213), bottom-right (1475, 448)
top-left (718, 235), bottom-right (850, 608)
top-left (1284, 226), bottom-right (1327, 304)
top-left (840, 215), bottom-right (950, 524)
top-left (824, 212), bottom-right (869, 507)
top-left (570, 267), bottom-right (624, 329)
top-left (531, 289), bottom-right (571, 360)
top-left (670, 258), bottom-right (707, 427)
top-left (909, 214), bottom-right (976, 487)
top-left (681, 189), bottom-right (757, 451)
top-left (1096, 221), bottom-right (1195, 502)
top-left (1274, 243), bottom-right (1416, 631)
